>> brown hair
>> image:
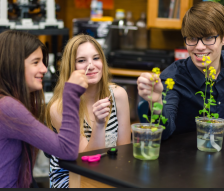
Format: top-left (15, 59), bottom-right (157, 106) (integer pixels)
top-left (181, 1), bottom-right (224, 39)
top-left (0, 30), bottom-right (48, 188)
top-left (46, 34), bottom-right (112, 135)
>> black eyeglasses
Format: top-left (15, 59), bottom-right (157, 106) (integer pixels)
top-left (184, 35), bottom-right (219, 46)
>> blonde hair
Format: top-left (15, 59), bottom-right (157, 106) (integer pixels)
top-left (46, 34), bottom-right (112, 135)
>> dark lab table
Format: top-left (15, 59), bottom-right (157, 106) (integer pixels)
top-left (59, 132), bottom-right (224, 188)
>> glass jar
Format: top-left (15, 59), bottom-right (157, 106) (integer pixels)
top-left (196, 117), bottom-right (224, 152)
top-left (131, 123), bottom-right (164, 160)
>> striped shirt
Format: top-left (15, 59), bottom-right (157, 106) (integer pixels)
top-left (49, 87), bottom-right (118, 188)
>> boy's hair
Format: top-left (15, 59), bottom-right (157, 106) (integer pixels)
top-left (181, 1), bottom-right (224, 39)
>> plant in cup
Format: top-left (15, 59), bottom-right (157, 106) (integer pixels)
top-left (131, 67), bottom-right (175, 160)
top-left (195, 56), bottom-right (224, 152)
top-left (195, 56), bottom-right (219, 121)
top-left (142, 67), bottom-right (175, 132)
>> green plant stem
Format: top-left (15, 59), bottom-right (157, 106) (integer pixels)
top-left (150, 82), bottom-right (155, 127)
top-left (209, 80), bottom-right (213, 119)
top-left (204, 65), bottom-right (208, 120)
top-left (158, 88), bottom-right (168, 125)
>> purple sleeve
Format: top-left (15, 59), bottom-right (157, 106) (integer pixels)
top-left (0, 82), bottom-right (85, 160)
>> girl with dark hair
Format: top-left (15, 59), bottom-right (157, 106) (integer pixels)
top-left (0, 30), bottom-right (88, 188)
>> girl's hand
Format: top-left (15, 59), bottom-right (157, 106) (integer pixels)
top-left (92, 98), bottom-right (111, 125)
top-left (137, 72), bottom-right (163, 103)
top-left (67, 70), bottom-right (88, 89)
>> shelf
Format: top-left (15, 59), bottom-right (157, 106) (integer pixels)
top-left (109, 68), bottom-right (152, 78)
top-left (147, 0), bottom-right (193, 29)
top-left (0, 28), bottom-right (69, 35)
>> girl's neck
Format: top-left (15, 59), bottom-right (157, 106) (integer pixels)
top-left (84, 83), bottom-right (99, 103)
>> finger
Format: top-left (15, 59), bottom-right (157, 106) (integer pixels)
top-left (96, 112), bottom-right (110, 120)
top-left (138, 89), bottom-right (152, 98)
top-left (137, 76), bottom-right (151, 85)
top-left (82, 75), bottom-right (88, 81)
top-left (153, 74), bottom-right (160, 83)
top-left (93, 98), bottom-right (110, 108)
top-left (140, 72), bottom-right (160, 83)
top-left (93, 102), bottom-right (111, 113)
top-left (141, 89), bottom-right (153, 96)
top-left (76, 69), bottom-right (85, 75)
top-left (140, 72), bottom-right (153, 79)
top-left (138, 83), bottom-right (153, 91)
top-left (94, 107), bottom-right (110, 116)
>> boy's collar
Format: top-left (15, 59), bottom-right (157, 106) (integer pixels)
top-left (187, 58), bottom-right (206, 88)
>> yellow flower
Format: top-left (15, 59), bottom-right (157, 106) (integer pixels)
top-left (203, 69), bottom-right (206, 72)
top-left (202, 63), bottom-right (205, 66)
top-left (206, 56), bottom-right (211, 60)
top-left (206, 60), bottom-right (211, 64)
top-left (156, 80), bottom-right (158, 83)
top-left (208, 66), bottom-right (216, 80)
top-left (165, 78), bottom-right (175, 90)
top-left (209, 66), bottom-right (214, 71)
top-left (152, 67), bottom-right (160, 75)
top-left (202, 57), bottom-right (206, 61)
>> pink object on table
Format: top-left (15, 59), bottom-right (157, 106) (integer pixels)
top-left (81, 153), bottom-right (107, 162)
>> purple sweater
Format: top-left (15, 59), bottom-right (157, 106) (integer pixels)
top-left (0, 82), bottom-right (85, 188)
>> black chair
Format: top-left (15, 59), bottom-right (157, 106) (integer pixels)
top-left (137, 100), bottom-right (149, 123)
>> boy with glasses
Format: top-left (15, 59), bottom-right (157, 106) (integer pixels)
top-left (137, 1), bottom-right (224, 139)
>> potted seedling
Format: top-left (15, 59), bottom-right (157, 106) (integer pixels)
top-left (195, 56), bottom-right (224, 152)
top-left (132, 67), bottom-right (175, 160)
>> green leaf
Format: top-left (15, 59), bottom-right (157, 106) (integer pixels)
top-left (142, 114), bottom-right (150, 123)
top-left (148, 96), bottom-right (152, 99)
top-left (152, 115), bottom-right (159, 120)
top-left (212, 113), bottom-right (219, 119)
top-left (163, 100), bottom-right (167, 104)
top-left (207, 99), bottom-right (216, 104)
top-left (153, 107), bottom-right (161, 111)
top-left (162, 92), bottom-right (166, 96)
top-left (195, 91), bottom-right (205, 97)
top-left (207, 121), bottom-right (212, 123)
top-left (161, 116), bottom-right (168, 125)
top-left (161, 125), bottom-right (166, 130)
top-left (154, 124), bottom-right (159, 127)
top-left (206, 82), bottom-right (210, 85)
top-left (195, 116), bottom-right (199, 119)
top-left (151, 119), bottom-right (155, 123)
top-left (199, 109), bottom-right (208, 115)
top-left (210, 103), bottom-right (217, 106)
top-left (206, 103), bottom-right (211, 108)
top-left (153, 102), bottom-right (163, 110)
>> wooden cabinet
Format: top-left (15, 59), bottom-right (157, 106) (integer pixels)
top-left (147, 0), bottom-right (193, 29)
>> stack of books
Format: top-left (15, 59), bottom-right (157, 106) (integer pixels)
top-left (168, 0), bottom-right (180, 19)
